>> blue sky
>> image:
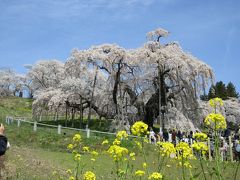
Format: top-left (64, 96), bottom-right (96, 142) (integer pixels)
top-left (0, 0), bottom-right (239, 92)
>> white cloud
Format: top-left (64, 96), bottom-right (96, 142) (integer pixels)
top-left (0, 0), bottom-right (183, 23)
top-left (2, 0), bottom-right (157, 18)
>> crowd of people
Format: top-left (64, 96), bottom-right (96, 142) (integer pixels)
top-left (149, 128), bottom-right (196, 145)
top-left (149, 127), bottom-right (240, 161)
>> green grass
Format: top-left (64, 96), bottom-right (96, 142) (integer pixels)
top-left (2, 121), bottom-right (239, 179)
top-left (0, 96), bottom-right (240, 179)
top-left (4, 144), bottom-right (239, 179)
top-left (0, 96), bottom-right (113, 132)
top-left (0, 96), bottom-right (33, 121)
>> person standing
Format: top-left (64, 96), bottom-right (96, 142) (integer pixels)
top-left (0, 124), bottom-right (8, 156)
top-left (172, 129), bottom-right (177, 145)
top-left (163, 129), bottom-right (169, 142)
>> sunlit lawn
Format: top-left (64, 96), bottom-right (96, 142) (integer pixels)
top-left (2, 122), bottom-right (239, 179)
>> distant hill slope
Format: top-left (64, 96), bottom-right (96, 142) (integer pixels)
top-left (0, 96), bottom-right (32, 121)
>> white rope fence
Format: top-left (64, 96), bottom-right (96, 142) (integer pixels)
top-left (5, 116), bottom-right (236, 162)
top-left (5, 116), bottom-right (137, 139)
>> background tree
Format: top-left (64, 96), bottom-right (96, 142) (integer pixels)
top-left (207, 85), bottom-right (216, 100)
top-left (207, 81), bottom-right (238, 100)
top-left (214, 81), bottom-right (227, 100)
top-left (134, 28), bottom-right (214, 129)
top-left (226, 82), bottom-right (239, 98)
top-left (0, 68), bottom-right (25, 97)
top-left (26, 28), bottom-right (215, 131)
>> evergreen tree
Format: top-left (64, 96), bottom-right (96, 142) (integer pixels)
top-left (215, 81), bottom-right (227, 100)
top-left (208, 85), bottom-right (216, 100)
top-left (206, 81), bottom-right (239, 101)
top-left (226, 82), bottom-right (239, 98)
top-left (200, 94), bottom-right (208, 101)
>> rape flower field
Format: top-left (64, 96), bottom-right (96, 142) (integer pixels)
top-left (3, 130), bottom-right (239, 179)
top-left (1, 98), bottom-right (240, 179)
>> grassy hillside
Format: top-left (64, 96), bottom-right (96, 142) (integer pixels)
top-left (0, 96), bottom-right (32, 121)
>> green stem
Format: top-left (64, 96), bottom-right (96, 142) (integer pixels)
top-left (141, 138), bottom-right (150, 176)
top-left (122, 161), bottom-right (130, 180)
top-left (75, 161), bottom-right (80, 180)
top-left (200, 154), bottom-right (207, 180)
top-left (234, 160), bottom-right (240, 180)
top-left (157, 151), bottom-right (161, 169)
top-left (181, 154), bottom-right (186, 180)
top-left (214, 124), bottom-right (221, 180)
top-left (158, 155), bottom-right (165, 172)
top-left (116, 161), bottom-right (119, 179)
top-left (188, 168), bottom-right (194, 180)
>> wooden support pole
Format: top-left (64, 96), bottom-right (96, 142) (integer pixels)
top-left (208, 138), bottom-right (212, 161)
top-left (229, 136), bottom-right (233, 162)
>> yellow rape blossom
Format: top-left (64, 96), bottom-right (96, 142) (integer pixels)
top-left (130, 152), bottom-right (136, 160)
top-left (148, 172), bottom-right (163, 179)
top-left (135, 141), bottom-right (142, 149)
top-left (192, 142), bottom-right (208, 155)
top-left (183, 161), bottom-right (192, 168)
top-left (102, 139), bottom-right (109, 145)
top-left (74, 153), bottom-right (81, 161)
top-left (157, 142), bottom-right (176, 157)
top-left (143, 162), bottom-right (147, 169)
top-left (113, 139), bottom-right (121, 145)
top-left (144, 137), bottom-right (149, 143)
top-left (66, 169), bottom-right (72, 174)
top-left (73, 134), bottom-right (81, 142)
top-left (193, 132), bottom-right (208, 141)
top-left (67, 143), bottom-right (74, 150)
top-left (69, 176), bottom-right (75, 180)
top-left (209, 97), bottom-right (223, 108)
top-left (83, 171), bottom-right (96, 180)
top-left (83, 146), bottom-right (90, 152)
top-left (107, 145), bottom-right (128, 161)
top-left (176, 142), bottom-right (194, 159)
top-left (91, 151), bottom-right (99, 157)
top-left (118, 169), bottom-right (125, 175)
top-left (135, 170), bottom-right (145, 177)
top-left (116, 130), bottom-right (128, 140)
top-left (204, 113), bottom-right (226, 130)
top-left (131, 121), bottom-right (148, 136)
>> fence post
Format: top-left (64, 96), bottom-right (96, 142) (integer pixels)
top-left (208, 138), bottom-right (212, 161)
top-left (5, 116), bottom-right (8, 124)
top-left (229, 136), bottom-right (233, 162)
top-left (58, 125), bottom-right (61, 135)
top-left (10, 117), bottom-right (13, 124)
top-left (17, 119), bottom-right (21, 127)
top-left (33, 121), bottom-right (37, 132)
top-left (87, 128), bottom-right (90, 138)
top-left (8, 117), bottom-right (12, 124)
top-left (221, 151), bottom-right (224, 161)
top-left (7, 117), bottom-right (10, 125)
